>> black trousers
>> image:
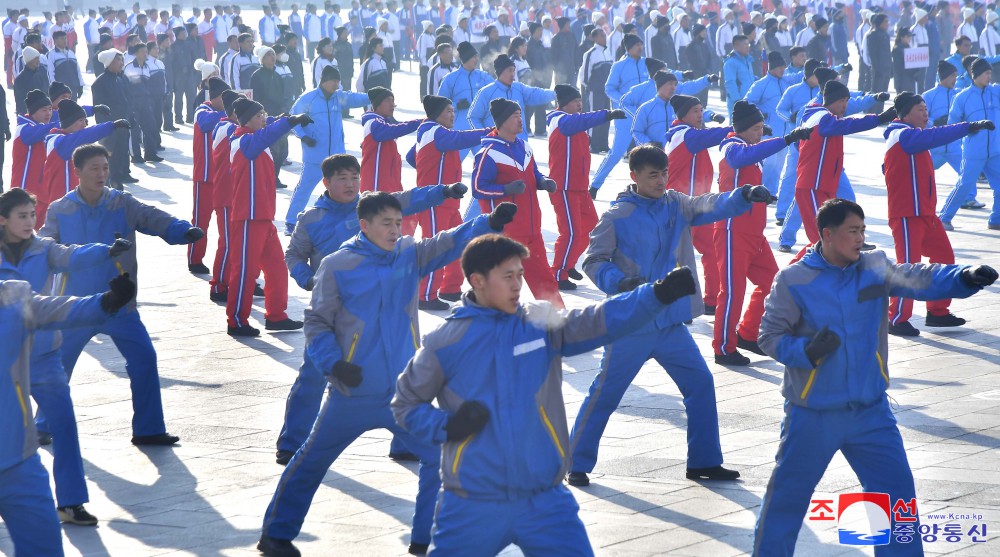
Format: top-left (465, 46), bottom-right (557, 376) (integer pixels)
top-left (589, 91), bottom-right (611, 152)
top-left (173, 81), bottom-right (198, 122)
top-left (133, 103), bottom-right (160, 157)
top-left (102, 126), bottom-right (131, 184)
top-left (272, 133), bottom-right (289, 185)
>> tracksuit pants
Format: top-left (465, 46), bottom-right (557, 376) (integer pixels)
top-left (753, 397), bottom-right (923, 557)
top-left (550, 190), bottom-right (598, 282)
top-left (780, 172), bottom-right (855, 248)
top-left (0, 455), bottom-right (64, 557)
top-left (417, 205), bottom-right (465, 300)
top-left (775, 145), bottom-right (799, 220)
top-left (262, 391), bottom-right (441, 545)
top-left (939, 156), bottom-right (1000, 225)
top-left (514, 233), bottom-right (563, 308)
top-left (211, 206), bottom-right (232, 295)
top-left (889, 216), bottom-right (955, 325)
top-left (31, 353), bottom-right (88, 509)
top-left (761, 143), bottom-right (786, 196)
top-left (227, 220), bottom-right (289, 327)
top-left (590, 117), bottom-right (631, 191)
top-left (187, 181), bottom-right (216, 266)
top-left (428, 486), bottom-right (593, 556)
top-left (60, 310), bottom-right (167, 437)
top-left (284, 162), bottom-right (325, 232)
top-left (713, 231), bottom-right (777, 355)
top-left (569, 324), bottom-right (724, 472)
top-left (693, 224), bottom-right (720, 307)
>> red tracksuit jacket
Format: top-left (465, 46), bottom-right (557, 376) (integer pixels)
top-left (212, 119), bottom-right (237, 208)
top-left (796, 104), bottom-right (880, 196)
top-left (11, 115), bottom-right (57, 191)
top-left (409, 121), bottom-right (490, 209)
top-left (717, 134), bottom-right (788, 235)
top-left (39, 122), bottom-right (115, 207)
top-left (665, 121), bottom-right (733, 196)
top-left (193, 102), bottom-right (225, 183)
top-left (229, 117), bottom-right (293, 222)
top-left (882, 120), bottom-right (973, 220)
top-left (546, 109), bottom-right (611, 191)
top-left (471, 134), bottom-right (546, 240)
top-left (360, 111), bottom-right (421, 192)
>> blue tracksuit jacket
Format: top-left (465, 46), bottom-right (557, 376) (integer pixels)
top-left (290, 87), bottom-right (372, 163)
top-left (467, 80), bottom-right (557, 139)
top-left (776, 79), bottom-right (820, 127)
top-left (744, 72), bottom-right (801, 137)
top-left (923, 83), bottom-right (963, 159)
top-left (437, 66), bottom-right (494, 131)
top-left (948, 82), bottom-right (1000, 158)
top-left (723, 52), bottom-right (754, 114)
top-left (618, 72), bottom-right (689, 117)
top-left (604, 55), bottom-right (649, 109)
top-left (632, 96), bottom-right (724, 146)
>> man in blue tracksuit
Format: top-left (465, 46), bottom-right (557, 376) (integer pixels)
top-left (284, 65), bottom-right (372, 234)
top-left (589, 34), bottom-right (648, 194)
top-left (0, 274), bottom-right (135, 557)
top-left (743, 51), bottom-right (801, 195)
top-left (925, 60), bottom-right (976, 223)
top-left (632, 71), bottom-right (725, 147)
top-left (468, 54), bottom-right (556, 139)
top-left (940, 57), bottom-right (1000, 230)
top-left (258, 193), bottom-right (517, 557)
top-left (567, 144), bottom-right (777, 487)
top-left (436, 41), bottom-right (493, 163)
top-left (774, 58), bottom-right (824, 226)
top-left (620, 59), bottom-right (719, 122)
top-left (391, 235), bottom-right (698, 556)
top-left (753, 198), bottom-right (997, 556)
top-left (723, 34), bottom-right (754, 117)
top-left (40, 144), bottom-right (203, 447)
top-left (276, 154), bottom-right (457, 465)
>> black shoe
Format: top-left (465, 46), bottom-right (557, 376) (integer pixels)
top-left (276, 182), bottom-right (288, 189)
top-left (704, 304), bottom-right (716, 316)
top-left (408, 542), bottom-right (429, 556)
top-left (188, 263), bottom-right (210, 275)
top-left (276, 450), bottom-right (294, 466)
top-left (175, 119), bottom-right (184, 126)
top-left (164, 126), bottom-right (180, 132)
top-left (438, 291), bottom-right (462, 302)
top-left (861, 242), bottom-right (876, 251)
top-left (777, 244), bottom-right (792, 253)
top-left (121, 175), bottom-right (139, 184)
top-left (254, 284), bottom-right (265, 297)
top-left (343, 114), bottom-right (354, 119)
top-left (57, 504), bottom-right (99, 526)
top-left (282, 160), bottom-right (293, 166)
top-left (38, 432), bottom-right (52, 445)
top-left (888, 321), bottom-right (920, 337)
top-left (686, 465), bottom-right (740, 481)
top-left (714, 350), bottom-right (751, 366)
top-left (210, 290), bottom-right (228, 303)
top-left (156, 146), bottom-right (166, 152)
top-left (228, 324), bottom-right (260, 337)
top-left (257, 535), bottom-right (301, 557)
top-left (566, 471), bottom-right (590, 486)
top-left (567, 268), bottom-right (584, 281)
top-left (776, 218), bottom-right (784, 226)
top-left (131, 433), bottom-right (180, 446)
top-left (419, 299), bottom-right (451, 311)
top-left (737, 334), bottom-right (766, 356)
top-left (265, 318), bottom-right (304, 331)
top-left (557, 279), bottom-right (577, 291)
top-left (925, 313), bottom-right (966, 327)
top-left (145, 154), bottom-right (164, 163)
top-left (389, 451), bottom-right (420, 462)
top-left (131, 156), bottom-right (145, 164)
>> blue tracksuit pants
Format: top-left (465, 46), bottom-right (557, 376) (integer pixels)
top-left (262, 390), bottom-right (441, 544)
top-left (284, 162), bottom-right (326, 232)
top-left (569, 324), bottom-right (723, 471)
top-left (939, 156), bottom-right (1000, 225)
top-left (31, 352), bottom-right (88, 508)
top-left (589, 117), bottom-right (632, 191)
top-left (778, 172), bottom-right (855, 248)
top-left (775, 144), bottom-right (798, 219)
top-left (762, 143), bottom-right (786, 196)
top-left (428, 486), bottom-right (593, 556)
top-left (0, 454), bottom-right (64, 557)
top-left (60, 310), bottom-right (166, 438)
top-left (752, 397), bottom-right (923, 557)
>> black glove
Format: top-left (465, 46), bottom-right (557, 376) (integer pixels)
top-left (444, 182), bottom-right (468, 198)
top-left (456, 99), bottom-right (471, 110)
top-left (762, 124), bottom-right (773, 136)
top-left (607, 109), bottom-right (627, 120)
top-left (444, 400), bottom-right (490, 442)
top-left (969, 120), bottom-right (996, 132)
top-left (711, 113), bottom-right (726, 124)
top-left (961, 265), bottom-right (999, 287)
top-left (93, 104), bottom-right (111, 115)
top-left (488, 202), bottom-right (517, 231)
top-left (184, 227), bottom-right (205, 243)
top-left (288, 113), bottom-right (314, 127)
top-left (783, 125), bottom-right (813, 145)
top-left (804, 326), bottom-right (841, 366)
top-left (877, 107), bottom-right (897, 125)
top-left (100, 273), bottom-right (137, 314)
top-left (840, 62), bottom-right (853, 73)
top-left (113, 119), bottom-right (131, 129)
top-left (682, 70), bottom-right (696, 80)
top-left (537, 178), bottom-right (557, 192)
top-left (617, 276), bottom-right (643, 293)
top-left (301, 136), bottom-right (318, 147)
top-left (741, 184), bottom-right (777, 204)
top-left (78, 87), bottom-right (84, 98)
top-left (304, 277), bottom-right (315, 291)
top-left (707, 73), bottom-right (720, 83)
top-left (589, 187), bottom-right (599, 200)
top-left (108, 237), bottom-right (133, 257)
top-left (503, 179), bottom-right (527, 195)
top-left (875, 92), bottom-right (891, 102)
top-left (329, 360), bottom-right (362, 387)
top-left (652, 266), bottom-right (696, 305)
top-left (933, 115), bottom-right (948, 127)
top-left (790, 110), bottom-right (798, 122)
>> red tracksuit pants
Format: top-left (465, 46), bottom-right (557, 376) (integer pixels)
top-left (187, 181), bottom-right (215, 266)
top-left (889, 216), bottom-right (954, 324)
top-left (226, 220), bottom-right (289, 327)
top-left (416, 205), bottom-right (465, 300)
top-left (795, 188), bottom-right (835, 245)
top-left (550, 190), bottom-right (598, 281)
top-left (210, 205), bottom-right (232, 295)
top-left (713, 229), bottom-right (778, 355)
top-left (692, 224), bottom-right (720, 307)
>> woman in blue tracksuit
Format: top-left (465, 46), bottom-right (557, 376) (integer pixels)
top-left (284, 65), bottom-right (372, 233)
top-left (754, 199), bottom-right (996, 556)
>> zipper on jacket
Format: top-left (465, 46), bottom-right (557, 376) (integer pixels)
top-left (14, 381), bottom-right (29, 428)
top-left (538, 405), bottom-right (565, 458)
top-left (347, 332), bottom-right (359, 362)
top-left (800, 367), bottom-right (818, 401)
top-left (876, 352), bottom-right (889, 386)
top-left (451, 434), bottom-right (474, 474)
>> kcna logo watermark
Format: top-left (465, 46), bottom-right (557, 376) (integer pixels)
top-left (806, 493), bottom-right (988, 546)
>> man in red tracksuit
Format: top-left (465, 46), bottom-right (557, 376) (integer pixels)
top-left (226, 98), bottom-right (313, 337)
top-left (794, 79), bottom-right (893, 251)
top-left (546, 84), bottom-right (626, 291)
top-left (209, 90), bottom-right (244, 303)
top-left (10, 90), bottom-right (57, 194)
top-left (471, 98), bottom-right (564, 308)
top-left (405, 94), bottom-right (492, 311)
top-left (665, 94), bottom-right (733, 315)
top-left (713, 100), bottom-right (811, 366)
top-left (882, 92), bottom-right (990, 337)
top-left (188, 77), bottom-right (230, 276)
top-left (360, 86), bottom-right (423, 234)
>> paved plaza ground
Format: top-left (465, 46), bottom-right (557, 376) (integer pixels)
top-left (2, 46), bottom-right (1000, 557)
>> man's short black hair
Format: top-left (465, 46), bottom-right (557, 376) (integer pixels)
top-left (628, 143), bottom-right (669, 173)
top-left (816, 198), bottom-right (865, 234)
top-left (461, 234), bottom-right (529, 279)
top-left (238, 32), bottom-right (253, 43)
top-left (732, 34), bottom-right (749, 45)
top-left (52, 30), bottom-right (67, 40)
top-left (0, 187), bottom-right (37, 218)
top-left (789, 46), bottom-right (806, 57)
top-left (357, 191), bottom-right (402, 221)
top-left (72, 143), bottom-right (110, 170)
top-left (322, 154), bottom-right (361, 179)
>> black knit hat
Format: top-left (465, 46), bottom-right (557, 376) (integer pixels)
top-left (823, 79), bottom-right (850, 105)
top-left (422, 94), bottom-right (451, 119)
top-left (814, 67), bottom-right (839, 87)
top-left (654, 69), bottom-right (677, 88)
top-left (938, 59), bottom-right (957, 80)
top-left (25, 89), bottom-right (51, 114)
top-left (49, 81), bottom-right (71, 99)
top-left (767, 51), bottom-right (786, 68)
top-left (813, 16), bottom-right (829, 30)
top-left (457, 41), bottom-right (477, 63)
top-left (669, 94), bottom-right (701, 120)
top-left (321, 64), bottom-right (341, 82)
top-left (555, 84), bottom-right (581, 108)
top-left (622, 34), bottom-right (642, 51)
top-left (644, 57), bottom-right (666, 75)
top-left (804, 58), bottom-right (823, 77)
top-left (871, 13), bottom-right (888, 28)
top-left (206, 76), bottom-right (229, 99)
top-left (894, 92), bottom-right (923, 117)
top-left (489, 97), bottom-right (520, 127)
top-left (972, 56), bottom-right (992, 79)
top-left (367, 86), bottom-right (393, 108)
top-left (493, 54), bottom-right (515, 75)
top-left (222, 90), bottom-right (243, 114)
top-left (57, 99), bottom-right (86, 127)
top-left (741, 22), bottom-right (756, 35)
top-left (732, 100), bottom-right (764, 132)
top-left (234, 97), bottom-right (264, 125)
